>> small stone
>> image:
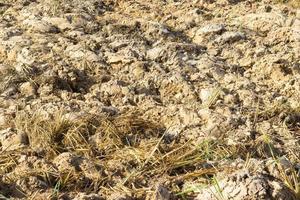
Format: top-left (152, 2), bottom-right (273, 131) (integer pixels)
top-left (198, 108), bottom-right (211, 120)
top-left (53, 152), bottom-right (100, 180)
top-left (53, 152), bottom-right (77, 172)
top-left (67, 30), bottom-right (85, 38)
top-left (132, 63), bottom-right (145, 79)
top-left (65, 44), bottom-right (85, 59)
top-left (78, 158), bottom-right (101, 180)
top-left (215, 32), bottom-right (245, 44)
top-left (105, 52), bottom-right (132, 64)
top-left (66, 14), bottom-right (89, 29)
top-left (200, 88), bottom-right (214, 102)
top-left (85, 51), bottom-right (100, 62)
top-left (198, 24), bottom-right (225, 34)
top-left (16, 48), bottom-right (35, 66)
top-left (74, 193), bottom-right (104, 200)
top-left (147, 47), bottom-right (164, 61)
top-left (63, 112), bottom-right (86, 122)
top-left (22, 19), bottom-right (59, 33)
top-left (107, 192), bottom-right (128, 200)
top-left (101, 106), bottom-right (118, 116)
top-left (153, 185), bottom-right (172, 200)
top-left (193, 24), bottom-right (225, 44)
top-left (19, 82), bottom-right (36, 96)
top-left (224, 94), bottom-right (238, 104)
top-left (42, 17), bottom-right (74, 31)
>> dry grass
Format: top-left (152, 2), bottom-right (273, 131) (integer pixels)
top-left (0, 109), bottom-right (249, 198)
top-left (276, 161), bottom-right (300, 199)
top-left (0, 151), bottom-right (19, 175)
top-left (0, 102), bottom-right (297, 198)
top-left (251, 100), bottom-right (300, 197)
top-left (14, 110), bottom-right (73, 156)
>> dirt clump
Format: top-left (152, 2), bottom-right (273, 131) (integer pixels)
top-left (195, 170), bottom-right (297, 200)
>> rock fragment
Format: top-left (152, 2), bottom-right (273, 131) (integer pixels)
top-left (198, 24), bottom-right (225, 35)
top-left (193, 24), bottom-right (225, 44)
top-left (74, 193), bottom-right (104, 200)
top-left (53, 152), bottom-right (101, 180)
top-left (235, 12), bottom-right (285, 33)
top-left (147, 47), bottom-right (165, 61)
top-left (22, 19), bottom-right (59, 33)
top-left (215, 31), bottom-right (245, 44)
top-left (42, 17), bottom-right (74, 31)
top-left (153, 185), bottom-right (172, 200)
top-left (19, 82), bottom-right (36, 96)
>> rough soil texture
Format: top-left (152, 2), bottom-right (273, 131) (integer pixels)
top-left (0, 0), bottom-right (299, 199)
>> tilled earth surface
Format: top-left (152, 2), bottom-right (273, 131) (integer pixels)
top-left (0, 0), bottom-right (299, 199)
